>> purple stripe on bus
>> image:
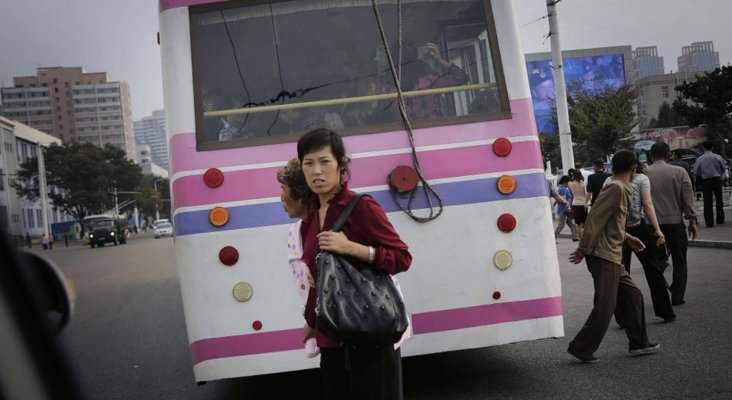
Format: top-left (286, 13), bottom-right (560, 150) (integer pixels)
top-left (168, 98), bottom-right (536, 175)
top-left (174, 172), bottom-right (549, 236)
top-left (172, 140), bottom-right (542, 210)
top-left (189, 296), bottom-right (563, 365)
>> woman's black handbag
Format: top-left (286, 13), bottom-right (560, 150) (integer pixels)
top-left (316, 194), bottom-right (408, 344)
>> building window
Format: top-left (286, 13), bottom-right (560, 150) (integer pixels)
top-left (28, 208), bottom-right (34, 228)
top-left (189, 0), bottom-right (509, 150)
top-left (0, 168), bottom-right (4, 191)
top-left (22, 208), bottom-right (26, 228)
top-left (37, 209), bottom-right (43, 228)
top-left (661, 86), bottom-right (669, 98)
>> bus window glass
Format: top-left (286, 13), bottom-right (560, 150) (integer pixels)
top-left (190, 0), bottom-right (507, 149)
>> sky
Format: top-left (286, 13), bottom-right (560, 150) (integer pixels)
top-left (1, 0), bottom-right (730, 120)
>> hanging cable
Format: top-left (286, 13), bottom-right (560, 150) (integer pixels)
top-left (266, 3), bottom-right (286, 136)
top-left (221, 9), bottom-right (252, 128)
top-left (371, 0), bottom-right (443, 223)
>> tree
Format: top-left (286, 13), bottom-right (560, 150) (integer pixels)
top-left (539, 132), bottom-right (562, 173)
top-left (14, 142), bottom-right (143, 234)
top-left (568, 85), bottom-right (638, 162)
top-left (673, 66), bottom-right (732, 157)
top-left (134, 175), bottom-right (170, 223)
top-left (648, 102), bottom-right (685, 128)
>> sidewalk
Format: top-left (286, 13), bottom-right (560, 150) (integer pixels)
top-left (555, 197), bottom-right (732, 249)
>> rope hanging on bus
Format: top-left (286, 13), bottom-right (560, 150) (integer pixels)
top-left (371, 0), bottom-right (444, 223)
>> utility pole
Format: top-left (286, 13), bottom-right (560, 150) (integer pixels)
top-left (546, 0), bottom-right (575, 173)
top-left (37, 142), bottom-right (51, 243)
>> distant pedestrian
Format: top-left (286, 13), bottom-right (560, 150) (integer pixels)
top-left (64, 233), bottom-right (69, 248)
top-left (547, 179), bottom-right (567, 219)
top-left (25, 232), bottom-right (31, 248)
top-left (693, 142), bottom-right (727, 228)
top-left (586, 159), bottom-right (612, 208)
top-left (567, 150), bottom-right (660, 363)
top-left (569, 170), bottom-right (588, 239)
top-left (42, 234), bottom-right (49, 250)
top-left (646, 142), bottom-right (697, 306)
top-left (554, 176), bottom-right (579, 241)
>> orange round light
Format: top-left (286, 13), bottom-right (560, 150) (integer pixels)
top-left (492, 137), bottom-right (512, 157)
top-left (208, 207), bottom-right (229, 227)
top-left (203, 168), bottom-right (224, 188)
top-left (496, 175), bottom-right (516, 195)
top-left (219, 246), bottom-right (239, 266)
top-left (497, 213), bottom-right (517, 233)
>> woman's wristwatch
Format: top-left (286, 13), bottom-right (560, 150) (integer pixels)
top-left (368, 246), bottom-right (376, 264)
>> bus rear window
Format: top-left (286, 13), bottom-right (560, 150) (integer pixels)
top-left (190, 0), bottom-right (509, 149)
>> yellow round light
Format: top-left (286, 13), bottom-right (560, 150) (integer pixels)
top-left (496, 175), bottom-right (516, 195)
top-left (208, 207), bottom-right (229, 227)
top-left (493, 250), bottom-right (513, 270)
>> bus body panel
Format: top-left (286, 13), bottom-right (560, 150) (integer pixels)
top-left (160, 0), bottom-right (563, 382)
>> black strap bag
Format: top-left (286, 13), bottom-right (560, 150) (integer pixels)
top-left (316, 194), bottom-right (408, 344)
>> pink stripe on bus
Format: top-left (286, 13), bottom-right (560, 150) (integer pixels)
top-left (169, 98), bottom-right (536, 175)
top-left (189, 296), bottom-right (563, 365)
top-left (172, 140), bottom-right (542, 210)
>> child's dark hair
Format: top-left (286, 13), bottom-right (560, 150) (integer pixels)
top-left (611, 150), bottom-right (638, 174)
top-left (297, 128), bottom-right (350, 182)
top-left (559, 175), bottom-right (571, 185)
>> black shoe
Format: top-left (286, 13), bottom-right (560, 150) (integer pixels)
top-left (567, 347), bottom-right (599, 363)
top-left (572, 238), bottom-right (580, 242)
top-left (629, 343), bottom-right (660, 356)
top-left (672, 300), bottom-right (685, 306)
top-left (663, 315), bottom-right (676, 323)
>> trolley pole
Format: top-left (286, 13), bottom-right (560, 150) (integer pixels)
top-left (37, 142), bottom-right (51, 243)
top-left (546, 0), bottom-right (575, 174)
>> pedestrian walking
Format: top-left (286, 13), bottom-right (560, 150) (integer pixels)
top-left (646, 142), bottom-right (697, 306)
top-left (25, 232), bottom-right (31, 248)
top-left (604, 158), bottom-right (675, 323)
top-left (586, 159), bottom-right (612, 208)
top-left (693, 141), bottom-right (727, 228)
top-left (554, 176), bottom-right (578, 241)
top-left (569, 170), bottom-right (588, 239)
top-left (567, 150), bottom-right (660, 363)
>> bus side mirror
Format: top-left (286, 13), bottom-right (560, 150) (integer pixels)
top-left (20, 251), bottom-right (76, 333)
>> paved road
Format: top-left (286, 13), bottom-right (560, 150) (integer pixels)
top-left (40, 233), bottom-right (732, 399)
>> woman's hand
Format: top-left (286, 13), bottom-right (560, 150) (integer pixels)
top-left (317, 231), bottom-right (352, 255)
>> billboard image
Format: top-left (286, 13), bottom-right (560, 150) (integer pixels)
top-left (526, 54), bottom-right (626, 134)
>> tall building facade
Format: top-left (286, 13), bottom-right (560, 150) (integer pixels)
top-left (134, 109), bottom-right (168, 171)
top-left (677, 41), bottom-right (720, 73)
top-left (632, 46), bottom-right (665, 80)
top-left (635, 71), bottom-right (699, 129)
top-left (1, 67), bottom-right (136, 160)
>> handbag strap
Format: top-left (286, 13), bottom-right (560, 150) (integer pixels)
top-left (332, 194), bottom-right (363, 233)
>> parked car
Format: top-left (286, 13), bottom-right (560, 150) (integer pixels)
top-left (154, 222), bottom-right (173, 239)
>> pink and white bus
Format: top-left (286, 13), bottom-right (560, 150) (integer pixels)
top-left (159, 0), bottom-right (563, 383)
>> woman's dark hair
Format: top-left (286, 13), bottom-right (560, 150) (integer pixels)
top-left (297, 128), bottom-right (350, 182)
top-left (572, 170), bottom-right (584, 181)
top-left (276, 158), bottom-right (313, 205)
top-left (611, 150), bottom-right (638, 173)
top-left (559, 175), bottom-right (571, 185)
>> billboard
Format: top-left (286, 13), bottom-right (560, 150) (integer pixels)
top-left (526, 54), bottom-right (626, 134)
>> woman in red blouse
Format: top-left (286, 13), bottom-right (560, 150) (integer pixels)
top-left (298, 128), bottom-right (412, 400)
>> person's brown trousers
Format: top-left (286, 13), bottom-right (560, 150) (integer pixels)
top-left (569, 255), bottom-right (650, 358)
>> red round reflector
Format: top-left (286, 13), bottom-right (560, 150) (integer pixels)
top-left (252, 320), bottom-right (263, 331)
top-left (219, 246), bottom-right (239, 266)
top-left (493, 291), bottom-right (501, 300)
top-left (389, 166), bottom-right (419, 193)
top-left (492, 137), bottom-right (512, 157)
top-left (204, 168), bottom-right (224, 188)
top-left (497, 213), bottom-right (517, 233)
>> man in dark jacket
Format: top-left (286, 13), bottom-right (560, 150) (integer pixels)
top-left (586, 159), bottom-right (612, 208)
